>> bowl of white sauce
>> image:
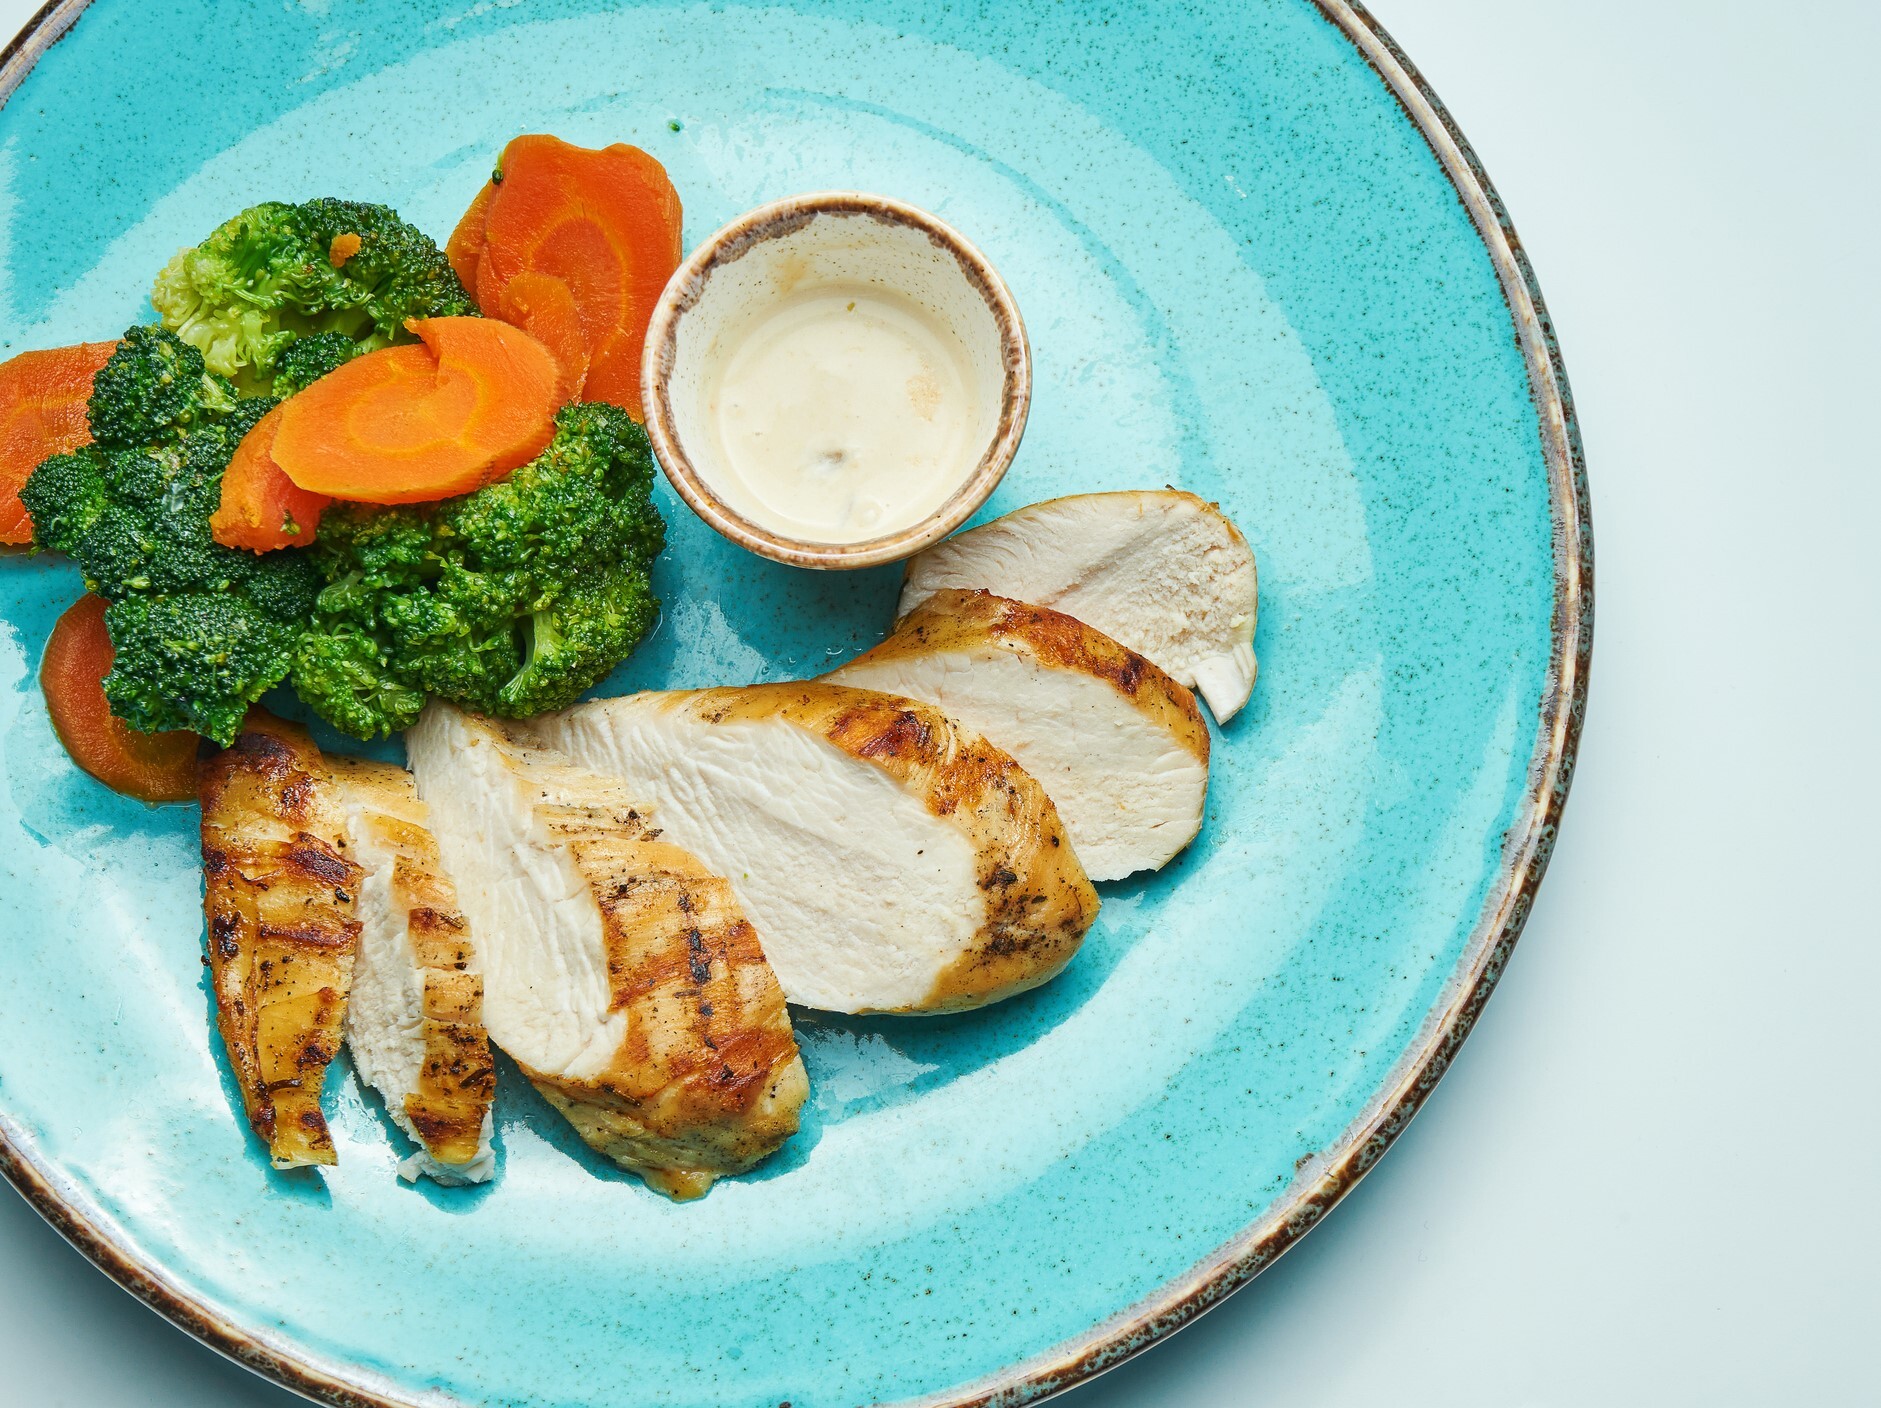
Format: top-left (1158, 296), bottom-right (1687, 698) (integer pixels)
top-left (641, 192), bottom-right (1030, 570)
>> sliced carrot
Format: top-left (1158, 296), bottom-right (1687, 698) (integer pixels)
top-left (474, 135), bottom-right (681, 418)
top-left (212, 403), bottom-right (331, 550)
top-left (328, 232), bottom-right (363, 267)
top-left (410, 316), bottom-right (559, 475)
top-left (446, 179), bottom-right (497, 296)
top-left (41, 594), bottom-right (199, 803)
top-left (499, 271), bottom-right (589, 405)
top-left (272, 315), bottom-right (559, 504)
top-left (474, 239), bottom-right (507, 333)
top-left (0, 341), bottom-right (117, 545)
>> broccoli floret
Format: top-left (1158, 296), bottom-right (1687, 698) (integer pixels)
top-left (272, 330), bottom-right (358, 395)
top-left (86, 324), bottom-right (238, 449)
top-left (233, 547), bottom-right (322, 622)
top-left (505, 569), bottom-right (660, 717)
top-left (288, 626), bottom-right (427, 740)
top-left (151, 198), bottom-right (474, 396)
top-left (221, 393), bottom-right (279, 444)
top-left (21, 328), bottom-right (317, 743)
top-left (294, 402), bottom-right (664, 738)
top-left (101, 593), bottom-right (303, 745)
top-left (19, 449), bottom-right (108, 555)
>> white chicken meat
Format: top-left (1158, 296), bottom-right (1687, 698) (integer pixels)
top-left (829, 589), bottom-right (1210, 881)
top-left (525, 683), bottom-right (1100, 1015)
top-left (899, 489), bottom-right (1259, 723)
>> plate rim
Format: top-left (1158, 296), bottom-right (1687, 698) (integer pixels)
top-left (0, 1), bottom-right (1593, 1404)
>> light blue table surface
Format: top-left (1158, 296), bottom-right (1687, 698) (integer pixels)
top-left (0, 2), bottom-right (1874, 1405)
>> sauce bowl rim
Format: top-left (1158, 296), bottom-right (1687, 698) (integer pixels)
top-left (640, 190), bottom-right (1032, 571)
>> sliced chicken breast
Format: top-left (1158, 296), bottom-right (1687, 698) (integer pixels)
top-left (327, 757), bottom-right (496, 1185)
top-left (526, 684), bottom-right (1101, 1015)
top-left (407, 703), bottom-right (807, 1199)
top-left (199, 714), bottom-right (359, 1170)
top-left (829, 590), bottom-right (1210, 881)
top-left (899, 490), bottom-right (1259, 722)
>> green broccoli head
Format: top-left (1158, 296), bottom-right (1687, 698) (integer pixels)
top-left (86, 324), bottom-right (238, 449)
top-left (41, 436), bottom-right (230, 602)
top-left (295, 401), bottom-right (665, 738)
top-left (505, 569), bottom-right (660, 718)
top-left (21, 327), bottom-right (318, 744)
top-left (289, 626), bottom-right (428, 740)
top-left (271, 330), bottom-right (358, 396)
top-left (233, 546), bottom-right (322, 623)
top-left (101, 592), bottom-right (305, 744)
top-left (151, 198), bottom-right (475, 396)
top-left (19, 449), bottom-right (109, 556)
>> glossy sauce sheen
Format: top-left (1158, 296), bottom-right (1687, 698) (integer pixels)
top-left (705, 286), bottom-right (979, 544)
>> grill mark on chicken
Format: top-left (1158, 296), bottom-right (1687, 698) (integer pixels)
top-left (977, 592), bottom-right (1163, 701)
top-left (409, 707), bottom-right (807, 1199)
top-left (326, 756), bottom-right (497, 1179)
top-left (278, 775), bottom-right (317, 818)
top-left (570, 826), bottom-right (803, 1153)
top-left (843, 706), bottom-right (937, 762)
top-left (229, 729), bottom-right (297, 773)
top-left (531, 684), bottom-right (1099, 1014)
top-left (256, 920), bottom-right (358, 950)
top-left (685, 928), bottom-right (713, 984)
top-left (280, 836), bottom-right (357, 888)
top-left (200, 713), bottom-right (360, 1171)
top-left (828, 589), bottom-right (1211, 881)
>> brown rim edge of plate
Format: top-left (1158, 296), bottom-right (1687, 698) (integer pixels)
top-left (0, 1), bottom-right (1593, 1405)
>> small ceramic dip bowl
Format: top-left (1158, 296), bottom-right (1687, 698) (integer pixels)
top-left (641, 192), bottom-right (1030, 570)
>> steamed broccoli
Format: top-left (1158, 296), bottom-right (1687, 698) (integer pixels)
top-left (100, 589), bottom-right (313, 745)
top-left (151, 198), bottom-right (475, 397)
top-left (292, 402), bottom-right (665, 739)
top-left (86, 322), bottom-right (240, 449)
top-left (271, 329), bottom-right (358, 395)
top-left (289, 627), bottom-right (428, 741)
top-left (20, 327), bottom-right (319, 744)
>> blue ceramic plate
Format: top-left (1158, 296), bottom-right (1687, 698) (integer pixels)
top-left (0, 2), bottom-right (1588, 1405)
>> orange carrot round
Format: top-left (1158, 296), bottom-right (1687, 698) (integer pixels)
top-left (271, 316), bottom-right (559, 504)
top-left (1, 341), bottom-right (117, 545)
top-left (212, 403), bottom-right (332, 551)
top-left (447, 179), bottom-right (497, 296)
top-left (474, 135), bottom-right (681, 418)
top-left (499, 271), bottom-right (589, 405)
top-left (41, 594), bottom-right (199, 803)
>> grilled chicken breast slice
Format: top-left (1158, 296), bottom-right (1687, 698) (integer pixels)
top-left (898, 490), bottom-right (1259, 722)
top-left (407, 703), bottom-right (807, 1199)
top-left (829, 590), bottom-right (1210, 881)
top-left (199, 714), bottom-right (360, 1169)
top-left (327, 757), bottom-right (496, 1185)
top-left (526, 684), bottom-right (1101, 1015)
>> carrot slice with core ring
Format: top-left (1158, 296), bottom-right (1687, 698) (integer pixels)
top-left (465, 135), bottom-right (681, 419)
top-left (500, 271), bottom-right (590, 405)
top-left (271, 316), bottom-right (559, 504)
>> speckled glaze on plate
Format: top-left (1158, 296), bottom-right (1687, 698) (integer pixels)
top-left (0, 2), bottom-right (1589, 1406)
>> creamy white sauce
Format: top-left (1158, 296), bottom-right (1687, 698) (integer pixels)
top-left (703, 285), bottom-right (980, 544)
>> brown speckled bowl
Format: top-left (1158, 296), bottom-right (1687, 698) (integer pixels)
top-left (640, 192), bottom-right (1031, 571)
